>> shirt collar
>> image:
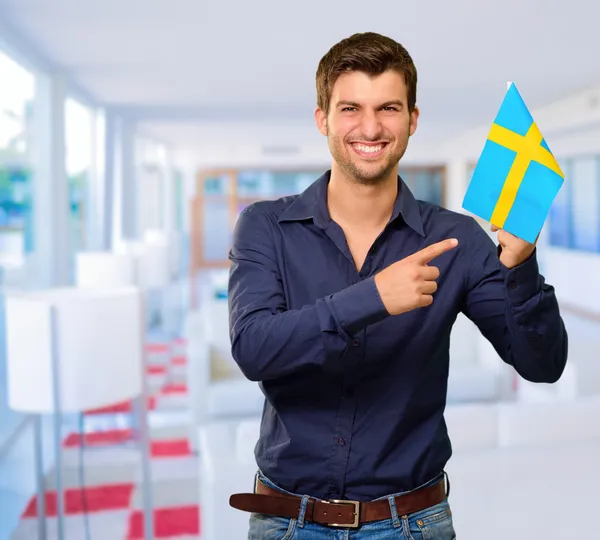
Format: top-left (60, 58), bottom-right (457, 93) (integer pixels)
top-left (278, 170), bottom-right (425, 236)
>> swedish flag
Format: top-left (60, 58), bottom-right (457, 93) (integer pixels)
top-left (462, 82), bottom-right (564, 244)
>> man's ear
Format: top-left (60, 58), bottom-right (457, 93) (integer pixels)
top-left (314, 107), bottom-right (328, 136)
top-left (409, 105), bottom-right (419, 136)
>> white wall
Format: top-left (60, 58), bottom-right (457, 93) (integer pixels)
top-left (542, 248), bottom-right (600, 317)
top-left (161, 119), bottom-right (444, 172)
top-left (438, 84), bottom-right (600, 162)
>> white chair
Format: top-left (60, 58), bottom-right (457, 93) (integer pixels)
top-left (185, 303), bottom-right (265, 419)
top-left (198, 419), bottom-right (261, 540)
top-left (4, 286), bottom-right (154, 540)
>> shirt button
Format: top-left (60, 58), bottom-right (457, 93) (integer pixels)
top-left (352, 339), bottom-right (360, 347)
top-left (509, 281), bottom-right (517, 290)
top-left (338, 438), bottom-right (346, 446)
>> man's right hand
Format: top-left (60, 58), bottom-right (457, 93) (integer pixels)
top-left (374, 239), bottom-right (459, 316)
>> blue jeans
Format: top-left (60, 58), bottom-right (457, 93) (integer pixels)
top-left (248, 470), bottom-right (457, 539)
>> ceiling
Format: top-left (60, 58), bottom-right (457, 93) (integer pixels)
top-left (1, 0), bottom-right (599, 153)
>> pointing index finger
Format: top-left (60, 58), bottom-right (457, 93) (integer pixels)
top-left (413, 238), bottom-right (459, 264)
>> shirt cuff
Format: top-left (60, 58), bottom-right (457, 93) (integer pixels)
top-left (499, 246), bottom-right (541, 305)
top-left (327, 276), bottom-right (389, 336)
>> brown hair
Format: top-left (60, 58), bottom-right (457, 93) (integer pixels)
top-left (316, 32), bottom-right (417, 115)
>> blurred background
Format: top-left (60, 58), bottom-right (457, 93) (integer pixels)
top-left (1, 1), bottom-right (600, 539)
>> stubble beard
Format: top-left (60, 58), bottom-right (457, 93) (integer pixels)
top-left (328, 131), bottom-right (409, 187)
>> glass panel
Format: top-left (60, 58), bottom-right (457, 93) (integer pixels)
top-left (270, 171), bottom-right (301, 196)
top-left (203, 198), bottom-right (230, 261)
top-left (0, 51), bottom-right (35, 275)
top-left (237, 170), bottom-right (320, 198)
top-left (548, 159), bottom-right (572, 248)
top-left (399, 169), bottom-right (444, 206)
top-left (399, 169), bottom-right (414, 193)
top-left (203, 174), bottom-right (229, 195)
top-left (570, 156), bottom-right (599, 252)
top-left (296, 172), bottom-right (319, 192)
top-left (65, 98), bottom-right (93, 258)
top-left (0, 51), bottom-right (34, 526)
top-left (411, 170), bottom-right (444, 205)
top-left (237, 170), bottom-right (267, 197)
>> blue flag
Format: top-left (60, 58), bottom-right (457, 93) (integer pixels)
top-left (462, 82), bottom-right (564, 244)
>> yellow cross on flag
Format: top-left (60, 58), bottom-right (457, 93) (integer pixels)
top-left (462, 82), bottom-right (565, 243)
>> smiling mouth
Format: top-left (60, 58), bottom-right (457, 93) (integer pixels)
top-left (350, 142), bottom-right (388, 158)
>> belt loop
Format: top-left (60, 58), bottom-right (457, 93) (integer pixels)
top-left (297, 495), bottom-right (310, 528)
top-left (443, 470), bottom-right (451, 498)
top-left (387, 495), bottom-right (401, 527)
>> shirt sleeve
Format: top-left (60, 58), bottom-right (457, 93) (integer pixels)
top-left (227, 204), bottom-right (389, 382)
top-left (460, 217), bottom-right (568, 383)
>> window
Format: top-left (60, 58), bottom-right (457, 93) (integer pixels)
top-left (65, 98), bottom-right (93, 257)
top-left (400, 167), bottom-right (445, 206)
top-left (236, 169), bottom-right (319, 198)
top-left (0, 49), bottom-right (35, 476)
top-left (548, 159), bottom-right (572, 248)
top-left (547, 155), bottom-right (600, 253)
top-left (191, 169), bottom-right (321, 271)
top-left (0, 51), bottom-right (35, 274)
top-left (190, 167), bottom-right (446, 275)
top-left (570, 156), bottom-right (600, 252)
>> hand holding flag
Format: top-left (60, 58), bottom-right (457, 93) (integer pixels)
top-left (490, 223), bottom-right (536, 269)
top-left (462, 82), bottom-right (565, 267)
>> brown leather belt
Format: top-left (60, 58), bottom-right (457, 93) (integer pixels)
top-left (229, 476), bottom-right (447, 528)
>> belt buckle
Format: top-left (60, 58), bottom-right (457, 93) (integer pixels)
top-left (327, 499), bottom-right (360, 528)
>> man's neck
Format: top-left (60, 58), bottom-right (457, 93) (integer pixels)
top-left (327, 166), bottom-right (398, 229)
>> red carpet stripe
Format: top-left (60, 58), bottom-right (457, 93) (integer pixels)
top-left (171, 355), bottom-right (187, 366)
top-left (151, 438), bottom-right (191, 458)
top-left (161, 383), bottom-right (188, 395)
top-left (127, 506), bottom-right (200, 539)
top-left (63, 429), bottom-right (133, 448)
top-left (84, 396), bottom-right (157, 415)
top-left (146, 343), bottom-right (169, 353)
top-left (147, 365), bottom-right (168, 375)
top-left (23, 484), bottom-right (135, 517)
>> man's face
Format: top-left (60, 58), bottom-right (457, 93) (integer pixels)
top-left (315, 69), bottom-right (419, 185)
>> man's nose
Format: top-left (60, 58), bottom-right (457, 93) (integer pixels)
top-left (359, 111), bottom-right (383, 140)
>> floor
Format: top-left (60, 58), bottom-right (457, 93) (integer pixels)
top-left (9, 309), bottom-right (600, 539)
top-left (10, 340), bottom-right (201, 540)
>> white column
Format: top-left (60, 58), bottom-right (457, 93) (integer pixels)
top-left (33, 72), bottom-right (70, 287)
top-left (85, 108), bottom-right (105, 251)
top-left (110, 116), bottom-right (137, 246)
top-left (173, 149), bottom-right (199, 235)
top-left (444, 160), bottom-right (469, 213)
top-left (120, 121), bottom-right (137, 239)
top-left (101, 111), bottom-right (115, 249)
top-left (162, 149), bottom-right (176, 236)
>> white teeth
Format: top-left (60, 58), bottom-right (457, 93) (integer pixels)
top-left (354, 144), bottom-right (383, 153)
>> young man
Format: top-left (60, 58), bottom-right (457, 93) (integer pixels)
top-left (227, 32), bottom-right (568, 539)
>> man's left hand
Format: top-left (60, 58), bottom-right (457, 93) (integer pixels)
top-left (491, 225), bottom-right (537, 269)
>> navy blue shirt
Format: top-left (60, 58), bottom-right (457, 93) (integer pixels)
top-left (228, 171), bottom-right (568, 502)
